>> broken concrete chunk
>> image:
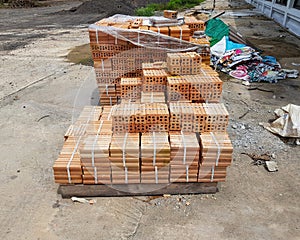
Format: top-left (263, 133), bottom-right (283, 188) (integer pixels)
top-left (265, 161), bottom-right (278, 172)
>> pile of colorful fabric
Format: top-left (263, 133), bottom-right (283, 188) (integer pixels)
top-left (205, 18), bottom-right (299, 83)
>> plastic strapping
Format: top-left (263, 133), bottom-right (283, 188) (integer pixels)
top-left (211, 166), bottom-right (215, 182)
top-left (92, 120), bottom-right (104, 167)
top-left (101, 59), bottom-right (104, 72)
top-left (153, 132), bottom-right (156, 166)
top-left (125, 167), bottom-right (128, 184)
top-left (210, 132), bottom-right (221, 166)
top-left (115, 31), bottom-right (118, 44)
top-left (96, 28), bottom-right (99, 43)
top-left (105, 84), bottom-right (109, 95)
top-left (67, 107), bottom-right (95, 183)
top-left (157, 26), bottom-right (160, 45)
top-left (181, 131), bottom-right (187, 164)
top-left (108, 106), bottom-right (114, 120)
top-left (186, 165), bottom-right (189, 182)
top-left (137, 30), bottom-right (140, 45)
top-left (122, 132), bottom-right (128, 167)
top-left (155, 166), bottom-right (158, 184)
top-left (180, 26), bottom-right (183, 41)
top-left (94, 167), bottom-right (98, 184)
top-left (67, 136), bottom-right (82, 184)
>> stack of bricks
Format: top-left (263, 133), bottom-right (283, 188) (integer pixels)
top-left (169, 25), bottom-right (191, 41)
top-left (141, 91), bottom-right (166, 103)
top-left (190, 36), bottom-right (211, 65)
top-left (145, 103), bottom-right (169, 132)
top-left (54, 105), bottom-right (105, 184)
top-left (203, 103), bottom-right (229, 132)
top-left (129, 18), bottom-right (143, 29)
top-left (187, 75), bottom-right (223, 103)
top-left (53, 103), bottom-right (233, 185)
top-left (64, 106), bottom-right (102, 140)
top-left (110, 133), bottom-right (140, 184)
top-left (53, 14), bottom-right (234, 187)
top-left (73, 105), bottom-right (113, 184)
top-left (167, 52), bottom-right (202, 75)
top-left (193, 104), bottom-right (207, 133)
top-left (142, 61), bottom-right (167, 70)
top-left (149, 26), bottom-right (169, 36)
top-left (180, 103), bottom-right (195, 132)
top-left (167, 75), bottom-right (190, 102)
top-left (142, 69), bottom-right (169, 92)
top-left (190, 36), bottom-right (210, 46)
top-left (98, 84), bottom-right (118, 106)
top-left (163, 10), bottom-right (178, 19)
top-left (165, 74), bottom-right (223, 104)
top-left (134, 104), bottom-right (147, 133)
top-left (112, 103), bottom-right (169, 133)
top-left (89, 15), bottom-right (213, 106)
top-left (200, 64), bottom-right (219, 77)
top-left (184, 16), bottom-right (205, 35)
top-left (168, 102), bottom-right (228, 133)
top-left (111, 103), bottom-right (139, 133)
top-left (53, 137), bottom-right (82, 184)
top-left (199, 132), bottom-right (233, 182)
top-left (169, 102), bottom-right (181, 131)
top-left (120, 77), bottom-right (142, 102)
top-left (141, 132), bottom-right (170, 184)
top-left (169, 132), bottom-right (200, 182)
top-left (147, 25), bottom-right (191, 42)
top-left (80, 133), bottom-right (112, 184)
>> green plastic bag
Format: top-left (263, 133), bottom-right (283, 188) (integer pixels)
top-left (205, 18), bottom-right (229, 47)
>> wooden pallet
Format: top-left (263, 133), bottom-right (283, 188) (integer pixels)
top-left (58, 182), bottom-right (218, 198)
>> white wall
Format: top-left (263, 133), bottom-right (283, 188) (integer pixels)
top-left (245, 0), bottom-right (300, 36)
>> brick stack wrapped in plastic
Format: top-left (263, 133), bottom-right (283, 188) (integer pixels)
top-left (53, 14), bottom-right (233, 188)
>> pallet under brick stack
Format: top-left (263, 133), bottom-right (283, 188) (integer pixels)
top-left (53, 14), bottom-right (235, 197)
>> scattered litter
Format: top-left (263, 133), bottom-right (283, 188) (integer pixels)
top-left (248, 87), bottom-right (273, 93)
top-left (242, 81), bottom-right (250, 86)
top-left (71, 197), bottom-right (96, 204)
top-left (242, 152), bottom-right (278, 171)
top-left (13, 95), bottom-right (20, 101)
top-left (260, 104), bottom-right (300, 138)
top-left (205, 18), bottom-right (299, 83)
top-left (37, 114), bottom-right (50, 122)
top-left (163, 194), bottom-right (171, 198)
top-left (242, 152), bottom-right (272, 162)
top-left (265, 161), bottom-right (278, 172)
top-left (52, 200), bottom-right (60, 208)
top-left (291, 62), bottom-right (300, 66)
top-left (296, 139), bottom-right (300, 145)
top-left (185, 201), bottom-right (190, 206)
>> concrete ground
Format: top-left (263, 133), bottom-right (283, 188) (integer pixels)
top-left (0, 1), bottom-right (299, 239)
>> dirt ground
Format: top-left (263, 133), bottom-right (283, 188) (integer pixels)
top-left (0, 0), bottom-right (299, 239)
